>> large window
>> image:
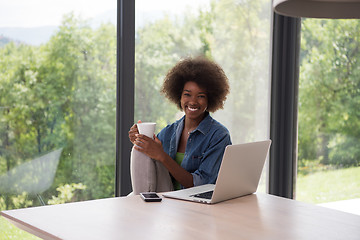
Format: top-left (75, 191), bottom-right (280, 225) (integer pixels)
top-left (0, 0), bottom-right (116, 238)
top-left (135, 0), bottom-right (271, 191)
top-left (297, 18), bottom-right (360, 213)
top-left (1, 0), bottom-right (272, 238)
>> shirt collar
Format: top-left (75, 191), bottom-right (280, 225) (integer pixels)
top-left (195, 111), bottom-right (212, 135)
top-left (178, 111), bottom-right (212, 136)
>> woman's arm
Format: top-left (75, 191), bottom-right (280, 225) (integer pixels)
top-left (133, 134), bottom-right (194, 188)
top-left (190, 131), bottom-right (232, 186)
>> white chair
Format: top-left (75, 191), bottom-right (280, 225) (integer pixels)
top-left (0, 148), bottom-right (63, 205)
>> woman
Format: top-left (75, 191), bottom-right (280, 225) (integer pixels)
top-left (129, 56), bottom-right (231, 192)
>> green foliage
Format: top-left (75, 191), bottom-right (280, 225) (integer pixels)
top-left (297, 158), bottom-right (336, 176)
top-left (328, 135), bottom-right (360, 166)
top-left (48, 183), bottom-right (86, 205)
top-left (299, 19), bottom-right (360, 168)
top-left (134, 13), bottom-right (208, 129)
top-left (210, 0), bottom-right (271, 143)
top-left (0, 216), bottom-right (40, 240)
top-left (0, 13), bottom-right (116, 210)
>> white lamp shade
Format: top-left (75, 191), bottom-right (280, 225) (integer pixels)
top-left (273, 0), bottom-right (360, 19)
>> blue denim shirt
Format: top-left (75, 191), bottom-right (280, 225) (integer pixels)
top-left (157, 112), bottom-right (232, 187)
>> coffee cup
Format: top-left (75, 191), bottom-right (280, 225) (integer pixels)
top-left (137, 122), bottom-right (156, 139)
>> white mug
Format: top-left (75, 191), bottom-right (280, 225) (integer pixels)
top-left (137, 122), bottom-right (156, 139)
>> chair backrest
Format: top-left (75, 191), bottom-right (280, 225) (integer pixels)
top-left (0, 148), bottom-right (63, 195)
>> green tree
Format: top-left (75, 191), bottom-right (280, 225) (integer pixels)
top-left (43, 14), bottom-right (117, 200)
top-left (134, 13), bottom-right (207, 130)
top-left (0, 13), bottom-right (117, 209)
top-left (299, 19), bottom-right (360, 167)
top-left (211, 0), bottom-right (271, 143)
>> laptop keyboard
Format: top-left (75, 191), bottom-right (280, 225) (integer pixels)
top-left (193, 190), bottom-right (214, 199)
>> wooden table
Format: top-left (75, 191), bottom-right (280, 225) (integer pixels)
top-left (1, 193), bottom-right (360, 240)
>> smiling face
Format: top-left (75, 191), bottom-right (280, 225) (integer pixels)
top-left (180, 81), bottom-right (208, 122)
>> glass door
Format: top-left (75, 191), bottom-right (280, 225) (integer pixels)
top-left (297, 18), bottom-right (360, 215)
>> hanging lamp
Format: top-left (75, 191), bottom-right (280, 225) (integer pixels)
top-left (273, 0), bottom-right (360, 18)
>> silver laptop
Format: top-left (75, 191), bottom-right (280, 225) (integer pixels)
top-left (162, 140), bottom-right (271, 204)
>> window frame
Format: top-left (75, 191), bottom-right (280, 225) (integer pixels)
top-left (116, 0), bottom-right (135, 196)
top-left (269, 13), bottom-right (301, 199)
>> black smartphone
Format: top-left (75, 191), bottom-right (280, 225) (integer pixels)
top-left (140, 192), bottom-right (162, 202)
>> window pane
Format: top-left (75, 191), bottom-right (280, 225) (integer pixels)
top-left (297, 18), bottom-right (360, 215)
top-left (0, 0), bottom-right (116, 236)
top-left (135, 0), bottom-right (271, 191)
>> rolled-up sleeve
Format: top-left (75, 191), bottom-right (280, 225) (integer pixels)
top-left (191, 130), bottom-right (232, 186)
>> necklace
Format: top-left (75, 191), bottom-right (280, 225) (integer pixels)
top-left (186, 125), bottom-right (197, 135)
top-left (187, 128), bottom-right (195, 135)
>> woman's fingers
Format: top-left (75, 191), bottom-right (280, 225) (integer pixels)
top-left (134, 134), bottom-right (164, 160)
top-left (129, 122), bottom-right (141, 143)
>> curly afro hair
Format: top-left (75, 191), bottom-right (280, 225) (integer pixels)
top-left (161, 56), bottom-right (230, 112)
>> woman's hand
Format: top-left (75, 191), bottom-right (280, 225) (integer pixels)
top-left (133, 134), bottom-right (167, 162)
top-left (128, 120), bottom-right (142, 144)
top-left (134, 133), bottom-right (194, 188)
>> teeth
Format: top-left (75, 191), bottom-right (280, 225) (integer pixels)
top-left (188, 107), bottom-right (198, 112)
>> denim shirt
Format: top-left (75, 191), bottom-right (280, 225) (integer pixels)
top-left (157, 112), bottom-right (232, 187)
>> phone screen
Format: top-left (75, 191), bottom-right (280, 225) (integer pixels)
top-left (142, 193), bottom-right (159, 198)
top-left (140, 192), bottom-right (162, 202)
